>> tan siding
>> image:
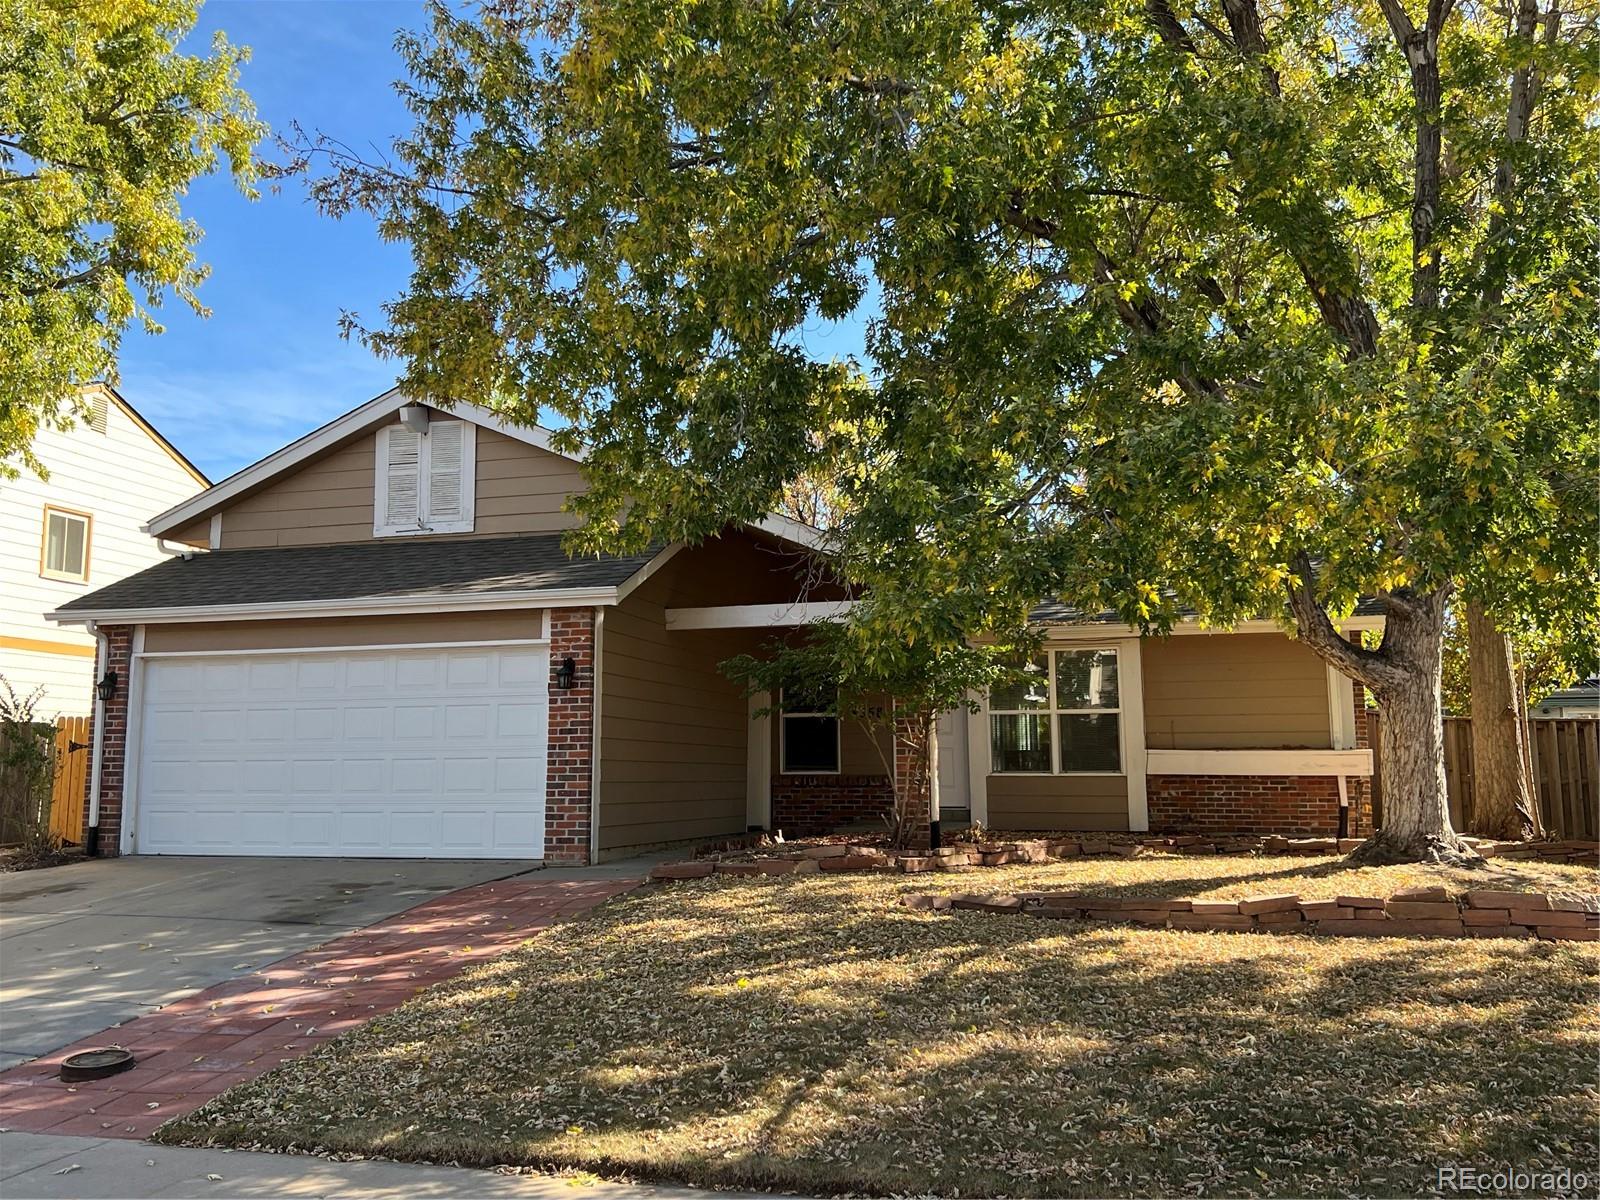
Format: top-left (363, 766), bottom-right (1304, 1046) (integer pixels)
top-left (217, 434), bottom-right (374, 548)
top-left (142, 611), bottom-right (542, 652)
top-left (986, 774), bottom-right (1130, 831)
top-left (1142, 633), bottom-right (1331, 750)
top-left (597, 531), bottom-right (838, 852)
top-left (168, 516), bottom-right (211, 547)
top-left (213, 420), bottom-right (585, 549)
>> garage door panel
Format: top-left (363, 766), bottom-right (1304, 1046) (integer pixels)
top-left (204, 661), bottom-right (251, 693)
top-left (136, 645), bottom-right (547, 858)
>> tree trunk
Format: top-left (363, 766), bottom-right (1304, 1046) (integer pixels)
top-left (890, 710), bottom-right (934, 851)
top-left (1341, 591), bottom-right (1478, 865)
top-left (1465, 602), bottom-right (1540, 840)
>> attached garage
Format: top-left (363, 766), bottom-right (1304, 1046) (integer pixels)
top-left (133, 643), bottom-right (549, 858)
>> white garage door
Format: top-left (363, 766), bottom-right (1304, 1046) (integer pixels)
top-left (134, 643), bottom-right (548, 858)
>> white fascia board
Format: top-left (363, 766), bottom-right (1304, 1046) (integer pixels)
top-left (750, 513), bottom-right (828, 551)
top-left (613, 543), bottom-right (684, 604)
top-left (143, 390), bottom-right (577, 537)
top-left (1146, 748), bottom-right (1375, 776)
top-left (665, 600), bottom-right (856, 630)
top-left (47, 586), bottom-right (619, 626)
top-left (1042, 615), bottom-right (1385, 641)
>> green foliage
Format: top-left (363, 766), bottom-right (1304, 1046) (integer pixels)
top-left (299, 0), bottom-right (1597, 687)
top-left (1438, 606), bottom-right (1590, 716)
top-left (722, 606), bottom-right (1023, 727)
top-left (0, 0), bottom-right (263, 475)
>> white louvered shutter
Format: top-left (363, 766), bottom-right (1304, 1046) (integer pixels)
top-left (427, 420), bottom-right (466, 523)
top-left (383, 426), bottom-right (422, 529)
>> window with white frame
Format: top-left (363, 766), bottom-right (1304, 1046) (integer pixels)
top-left (780, 685), bottom-right (841, 774)
top-left (40, 506), bottom-right (91, 582)
top-left (989, 648), bottom-right (1122, 774)
top-left (374, 418), bottom-right (476, 536)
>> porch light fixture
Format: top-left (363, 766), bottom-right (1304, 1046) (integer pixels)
top-left (554, 656), bottom-right (577, 690)
top-left (95, 669), bottom-right (118, 703)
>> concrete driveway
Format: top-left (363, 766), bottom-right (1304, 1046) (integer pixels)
top-left (0, 856), bottom-right (533, 1069)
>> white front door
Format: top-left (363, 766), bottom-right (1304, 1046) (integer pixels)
top-left (133, 643), bottom-right (548, 858)
top-left (936, 707), bottom-right (970, 812)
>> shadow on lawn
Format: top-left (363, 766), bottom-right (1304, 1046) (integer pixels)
top-left (162, 879), bottom-right (1600, 1198)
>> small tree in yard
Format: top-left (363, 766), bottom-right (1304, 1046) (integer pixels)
top-left (725, 617), bottom-right (1016, 848)
top-left (293, 0), bottom-right (1597, 864)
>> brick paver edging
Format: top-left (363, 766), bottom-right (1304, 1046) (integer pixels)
top-left (0, 877), bottom-right (636, 1140)
top-left (651, 835), bottom-right (1599, 881)
top-left (902, 886), bottom-right (1600, 940)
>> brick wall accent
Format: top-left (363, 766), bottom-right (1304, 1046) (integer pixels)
top-left (893, 710), bottom-right (933, 851)
top-left (771, 774), bottom-right (894, 835)
top-left (546, 608), bottom-right (596, 864)
top-left (1148, 774), bottom-right (1343, 837)
top-left (82, 625), bottom-right (134, 856)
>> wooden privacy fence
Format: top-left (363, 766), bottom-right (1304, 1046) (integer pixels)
top-left (0, 716), bottom-right (88, 847)
top-left (51, 716), bottom-right (89, 845)
top-left (1372, 715), bottom-right (1598, 840)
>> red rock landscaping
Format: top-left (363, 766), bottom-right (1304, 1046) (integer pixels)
top-left (0, 877), bottom-right (635, 1139)
top-left (649, 835), bottom-right (1600, 881)
top-left (902, 886), bottom-right (1600, 941)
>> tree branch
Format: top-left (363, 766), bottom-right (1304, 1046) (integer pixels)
top-left (1286, 555), bottom-right (1398, 691)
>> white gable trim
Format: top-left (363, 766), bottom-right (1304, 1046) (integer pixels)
top-left (143, 389), bottom-right (575, 537)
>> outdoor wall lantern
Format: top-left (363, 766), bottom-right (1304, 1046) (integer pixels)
top-left (554, 656), bottom-right (577, 690)
top-left (95, 669), bottom-right (119, 704)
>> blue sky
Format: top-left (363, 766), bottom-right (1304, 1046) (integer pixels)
top-left (118, 1), bottom-right (869, 483)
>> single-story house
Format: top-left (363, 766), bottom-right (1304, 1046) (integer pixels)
top-left (49, 390), bottom-right (1379, 863)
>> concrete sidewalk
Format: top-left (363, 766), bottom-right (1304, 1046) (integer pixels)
top-left (0, 1131), bottom-right (767, 1199)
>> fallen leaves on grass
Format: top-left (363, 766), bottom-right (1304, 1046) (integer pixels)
top-left (158, 857), bottom-right (1598, 1198)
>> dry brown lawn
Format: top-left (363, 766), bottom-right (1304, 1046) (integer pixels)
top-left (159, 856), bottom-right (1600, 1197)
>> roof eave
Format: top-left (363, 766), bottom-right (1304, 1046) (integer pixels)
top-left (48, 585), bottom-right (620, 627)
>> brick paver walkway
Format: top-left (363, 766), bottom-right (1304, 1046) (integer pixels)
top-left (0, 877), bottom-right (636, 1139)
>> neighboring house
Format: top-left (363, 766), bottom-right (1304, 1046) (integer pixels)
top-left (1, 384), bottom-right (208, 718)
top-left (48, 389), bottom-right (1380, 863)
top-left (1533, 678), bottom-right (1599, 719)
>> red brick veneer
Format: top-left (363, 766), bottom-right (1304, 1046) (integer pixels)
top-left (1148, 774), bottom-right (1343, 837)
top-left (770, 774), bottom-right (894, 836)
top-left (545, 607), bottom-right (596, 864)
top-left (81, 624), bottom-right (133, 855)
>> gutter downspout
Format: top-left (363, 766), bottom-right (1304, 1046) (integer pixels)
top-left (85, 620), bottom-right (109, 857)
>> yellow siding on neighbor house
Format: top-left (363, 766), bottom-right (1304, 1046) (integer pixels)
top-left (210, 422), bottom-right (587, 549)
top-left (1141, 632), bottom-right (1331, 750)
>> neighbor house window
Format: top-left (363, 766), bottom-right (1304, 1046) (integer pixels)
top-left (40, 506), bottom-right (91, 582)
top-left (990, 648), bottom-right (1121, 774)
top-left (780, 686), bottom-right (841, 774)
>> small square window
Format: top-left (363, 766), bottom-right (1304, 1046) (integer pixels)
top-left (41, 507), bottom-right (91, 582)
top-left (780, 687), bottom-right (841, 774)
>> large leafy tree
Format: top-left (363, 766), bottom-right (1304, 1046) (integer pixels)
top-left (303, 0), bottom-right (1597, 863)
top-left (0, 0), bottom-right (262, 475)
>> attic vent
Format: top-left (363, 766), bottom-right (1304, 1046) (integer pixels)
top-left (87, 394), bottom-right (109, 434)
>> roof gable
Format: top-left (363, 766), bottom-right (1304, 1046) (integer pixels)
top-left (91, 383), bottom-right (210, 488)
top-left (144, 387), bottom-right (823, 553)
top-left (144, 388), bottom-right (574, 537)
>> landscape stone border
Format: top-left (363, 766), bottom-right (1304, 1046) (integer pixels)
top-left (900, 886), bottom-right (1600, 941)
top-left (649, 834), bottom-right (1600, 882)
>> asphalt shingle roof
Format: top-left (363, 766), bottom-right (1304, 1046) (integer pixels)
top-left (53, 534), bottom-right (658, 615)
top-left (1028, 594), bottom-right (1386, 625)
